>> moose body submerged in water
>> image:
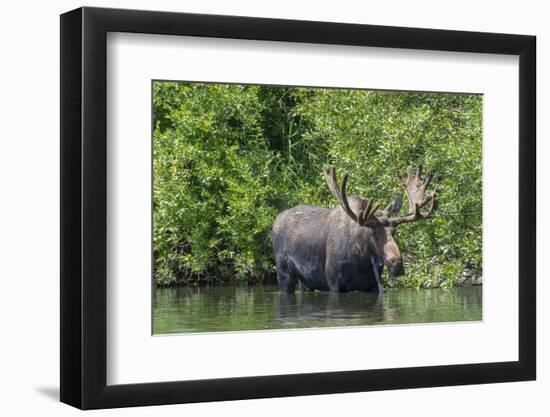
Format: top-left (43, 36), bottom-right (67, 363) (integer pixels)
top-left (272, 166), bottom-right (438, 294)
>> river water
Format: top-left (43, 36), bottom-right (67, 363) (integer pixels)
top-left (153, 285), bottom-right (482, 334)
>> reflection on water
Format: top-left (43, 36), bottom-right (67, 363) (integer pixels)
top-left (153, 285), bottom-right (482, 334)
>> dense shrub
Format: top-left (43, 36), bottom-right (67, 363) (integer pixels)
top-left (153, 82), bottom-right (482, 288)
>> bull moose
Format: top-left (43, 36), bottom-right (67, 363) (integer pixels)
top-left (272, 165), bottom-right (438, 294)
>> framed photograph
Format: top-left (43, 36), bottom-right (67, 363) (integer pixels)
top-left (60, 6), bottom-right (536, 409)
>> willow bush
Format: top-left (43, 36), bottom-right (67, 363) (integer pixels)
top-left (153, 82), bottom-right (482, 288)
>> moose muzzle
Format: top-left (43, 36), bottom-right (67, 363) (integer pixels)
top-left (387, 258), bottom-right (404, 277)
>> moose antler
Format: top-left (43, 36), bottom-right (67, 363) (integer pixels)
top-left (391, 165), bottom-right (438, 226)
top-left (323, 166), bottom-right (379, 226)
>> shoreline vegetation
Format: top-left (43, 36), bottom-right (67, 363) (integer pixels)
top-left (153, 279), bottom-right (483, 290)
top-left (153, 82), bottom-right (482, 290)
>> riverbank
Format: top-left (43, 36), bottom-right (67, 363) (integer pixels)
top-left (153, 273), bottom-right (483, 289)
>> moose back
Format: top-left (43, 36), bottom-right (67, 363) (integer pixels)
top-left (272, 166), bottom-right (438, 294)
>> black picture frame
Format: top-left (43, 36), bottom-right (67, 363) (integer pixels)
top-left (60, 6), bottom-right (536, 410)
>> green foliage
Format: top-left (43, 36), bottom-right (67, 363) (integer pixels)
top-left (153, 82), bottom-right (482, 288)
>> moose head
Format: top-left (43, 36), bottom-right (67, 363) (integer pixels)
top-left (322, 165), bottom-right (438, 277)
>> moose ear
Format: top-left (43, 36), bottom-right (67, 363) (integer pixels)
top-left (385, 194), bottom-right (403, 216)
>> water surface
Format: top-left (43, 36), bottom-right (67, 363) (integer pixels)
top-left (153, 285), bottom-right (482, 334)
